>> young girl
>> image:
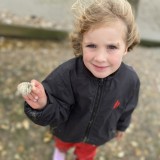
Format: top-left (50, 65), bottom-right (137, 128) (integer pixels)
top-left (21, 0), bottom-right (140, 159)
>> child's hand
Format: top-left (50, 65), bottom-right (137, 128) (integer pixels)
top-left (18, 79), bottom-right (47, 110)
top-left (115, 131), bottom-right (124, 141)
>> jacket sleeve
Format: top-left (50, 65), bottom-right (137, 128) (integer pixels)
top-left (24, 64), bottom-right (75, 126)
top-left (117, 78), bottom-right (140, 131)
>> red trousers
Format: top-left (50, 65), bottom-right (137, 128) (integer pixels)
top-left (54, 137), bottom-right (97, 160)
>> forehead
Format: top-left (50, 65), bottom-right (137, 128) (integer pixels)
top-left (83, 19), bottom-right (127, 42)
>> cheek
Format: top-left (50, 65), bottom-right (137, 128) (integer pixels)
top-left (83, 54), bottom-right (90, 65)
top-left (83, 49), bottom-right (93, 62)
top-left (110, 54), bottom-right (123, 65)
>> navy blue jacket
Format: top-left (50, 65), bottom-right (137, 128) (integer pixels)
top-left (24, 57), bottom-right (140, 146)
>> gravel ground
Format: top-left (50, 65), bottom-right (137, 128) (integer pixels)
top-left (0, 0), bottom-right (160, 159)
top-left (0, 38), bottom-right (160, 160)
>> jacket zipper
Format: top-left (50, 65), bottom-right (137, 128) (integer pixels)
top-left (83, 79), bottom-right (104, 142)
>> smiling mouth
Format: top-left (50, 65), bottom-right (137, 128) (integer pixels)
top-left (93, 64), bottom-right (108, 70)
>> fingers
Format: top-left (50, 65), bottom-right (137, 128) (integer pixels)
top-left (20, 79), bottom-right (47, 109)
top-left (31, 79), bottom-right (42, 88)
top-left (31, 79), bottom-right (44, 96)
top-left (115, 131), bottom-right (124, 141)
top-left (23, 80), bottom-right (40, 102)
top-left (23, 92), bottom-right (38, 102)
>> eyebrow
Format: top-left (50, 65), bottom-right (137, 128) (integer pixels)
top-left (107, 43), bottom-right (120, 47)
top-left (83, 42), bottom-right (120, 47)
top-left (83, 42), bottom-right (94, 45)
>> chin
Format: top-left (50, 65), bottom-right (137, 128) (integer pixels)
top-left (93, 73), bottom-right (110, 79)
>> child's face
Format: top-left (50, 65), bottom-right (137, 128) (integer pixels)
top-left (82, 20), bottom-right (128, 78)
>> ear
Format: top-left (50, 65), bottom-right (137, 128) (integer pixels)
top-left (123, 47), bottom-right (128, 56)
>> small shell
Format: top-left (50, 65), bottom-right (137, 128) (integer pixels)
top-left (17, 82), bottom-right (33, 96)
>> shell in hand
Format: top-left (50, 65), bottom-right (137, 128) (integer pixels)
top-left (17, 82), bottom-right (33, 96)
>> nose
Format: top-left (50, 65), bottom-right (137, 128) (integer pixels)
top-left (94, 48), bottom-right (107, 63)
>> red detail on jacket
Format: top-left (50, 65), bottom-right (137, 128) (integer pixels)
top-left (113, 100), bottom-right (120, 109)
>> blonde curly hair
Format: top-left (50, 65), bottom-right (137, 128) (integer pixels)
top-left (70, 0), bottom-right (140, 56)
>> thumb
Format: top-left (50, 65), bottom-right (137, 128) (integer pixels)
top-left (31, 79), bottom-right (42, 92)
top-left (30, 79), bottom-right (45, 96)
top-left (31, 79), bottom-right (41, 88)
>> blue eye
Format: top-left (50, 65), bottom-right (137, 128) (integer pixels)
top-left (107, 45), bottom-right (117, 50)
top-left (86, 44), bottom-right (96, 48)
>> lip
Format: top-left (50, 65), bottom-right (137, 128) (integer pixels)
top-left (92, 64), bottom-right (108, 70)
